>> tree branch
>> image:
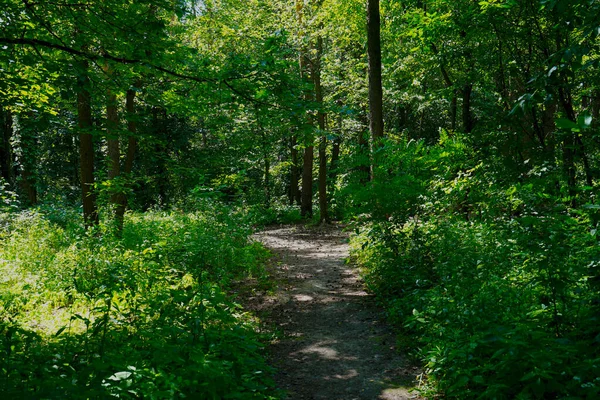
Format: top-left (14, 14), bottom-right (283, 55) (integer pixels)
top-left (1, 37), bottom-right (289, 109)
top-left (0, 37), bottom-right (216, 83)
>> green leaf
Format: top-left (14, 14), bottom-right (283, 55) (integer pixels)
top-left (555, 118), bottom-right (578, 131)
top-left (577, 111), bottom-right (593, 129)
top-left (108, 371), bottom-right (133, 381)
top-left (54, 326), bottom-right (67, 336)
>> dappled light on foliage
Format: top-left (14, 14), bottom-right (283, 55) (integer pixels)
top-left (0, 207), bottom-right (276, 398)
top-left (2, 0), bottom-right (600, 397)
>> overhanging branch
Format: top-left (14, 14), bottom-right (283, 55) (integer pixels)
top-left (1, 36), bottom-right (288, 109)
top-left (0, 37), bottom-right (216, 83)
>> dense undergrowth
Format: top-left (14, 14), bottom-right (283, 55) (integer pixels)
top-left (0, 202), bottom-right (277, 399)
top-left (347, 134), bottom-right (600, 399)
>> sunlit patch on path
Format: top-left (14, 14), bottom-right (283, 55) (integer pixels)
top-left (253, 225), bottom-right (421, 400)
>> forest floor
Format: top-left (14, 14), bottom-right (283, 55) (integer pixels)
top-left (248, 224), bottom-right (423, 400)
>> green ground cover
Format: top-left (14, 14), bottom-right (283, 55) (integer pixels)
top-left (0, 204), bottom-right (277, 399)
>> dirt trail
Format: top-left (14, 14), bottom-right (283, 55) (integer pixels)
top-left (252, 225), bottom-right (421, 400)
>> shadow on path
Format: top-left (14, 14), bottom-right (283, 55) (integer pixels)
top-left (252, 225), bottom-right (422, 400)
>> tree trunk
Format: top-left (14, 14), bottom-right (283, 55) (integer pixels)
top-left (300, 69), bottom-right (314, 218)
top-left (462, 83), bottom-right (474, 133)
top-left (264, 156), bottom-right (271, 208)
top-left (367, 0), bottom-right (384, 177)
top-left (318, 137), bottom-right (327, 222)
top-left (301, 145), bottom-right (314, 217)
top-left (450, 95), bottom-right (458, 131)
top-left (558, 87), bottom-right (578, 207)
top-left (155, 108), bottom-right (169, 207)
top-left (256, 106), bottom-right (271, 208)
top-left (329, 134), bottom-right (341, 186)
top-left (431, 43), bottom-right (457, 131)
top-left (114, 86), bottom-right (138, 234)
top-left (290, 135), bottom-right (301, 205)
top-left (123, 88), bottom-right (138, 176)
top-left (0, 106), bottom-right (15, 187)
top-left (18, 112), bottom-right (38, 206)
top-left (70, 133), bottom-right (80, 190)
top-left (78, 61), bottom-right (99, 228)
top-left (314, 35), bottom-right (328, 223)
top-left (105, 84), bottom-right (121, 206)
top-left (296, 0), bottom-right (313, 217)
top-left (576, 136), bottom-right (593, 189)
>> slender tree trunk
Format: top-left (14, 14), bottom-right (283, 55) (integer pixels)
top-left (105, 83), bottom-right (122, 233)
top-left (431, 44), bottom-right (457, 131)
top-left (264, 157), bottom-right (271, 208)
top-left (105, 80), bottom-right (120, 206)
top-left (18, 112), bottom-right (38, 205)
top-left (296, 0), bottom-right (314, 217)
top-left (450, 95), bottom-right (458, 131)
top-left (314, 35), bottom-right (328, 223)
top-left (492, 23), bottom-right (511, 111)
top-left (71, 133), bottom-right (80, 189)
top-left (78, 60), bottom-right (99, 227)
top-left (256, 106), bottom-right (271, 208)
top-left (290, 135), bottom-right (301, 205)
top-left (562, 134), bottom-right (577, 206)
top-left (593, 89), bottom-right (600, 121)
top-left (300, 81), bottom-right (314, 218)
top-left (301, 145), bottom-right (314, 217)
top-left (367, 0), bottom-right (384, 178)
top-left (328, 133), bottom-right (341, 201)
top-left (462, 83), bottom-right (474, 133)
top-left (123, 88), bottom-right (138, 176)
top-left (301, 51), bottom-right (314, 218)
top-left (155, 109), bottom-right (169, 207)
top-left (114, 86), bottom-right (138, 233)
top-left (318, 138), bottom-right (327, 221)
top-left (576, 136), bottom-right (593, 189)
top-left (558, 87), bottom-right (578, 206)
top-left (20, 169), bottom-right (37, 205)
top-left (0, 106), bottom-right (15, 187)
top-left (531, 106), bottom-right (548, 148)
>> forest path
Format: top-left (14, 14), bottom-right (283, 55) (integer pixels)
top-left (251, 225), bottom-right (421, 400)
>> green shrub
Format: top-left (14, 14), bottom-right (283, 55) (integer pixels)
top-left (0, 207), bottom-right (277, 399)
top-left (350, 135), bottom-right (600, 399)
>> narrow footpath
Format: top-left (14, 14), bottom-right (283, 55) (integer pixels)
top-left (252, 225), bottom-right (421, 400)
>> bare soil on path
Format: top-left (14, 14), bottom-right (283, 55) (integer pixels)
top-left (251, 224), bottom-right (422, 400)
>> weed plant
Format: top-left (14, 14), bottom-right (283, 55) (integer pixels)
top-left (347, 135), bottom-right (600, 399)
top-left (0, 202), bottom-right (277, 399)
